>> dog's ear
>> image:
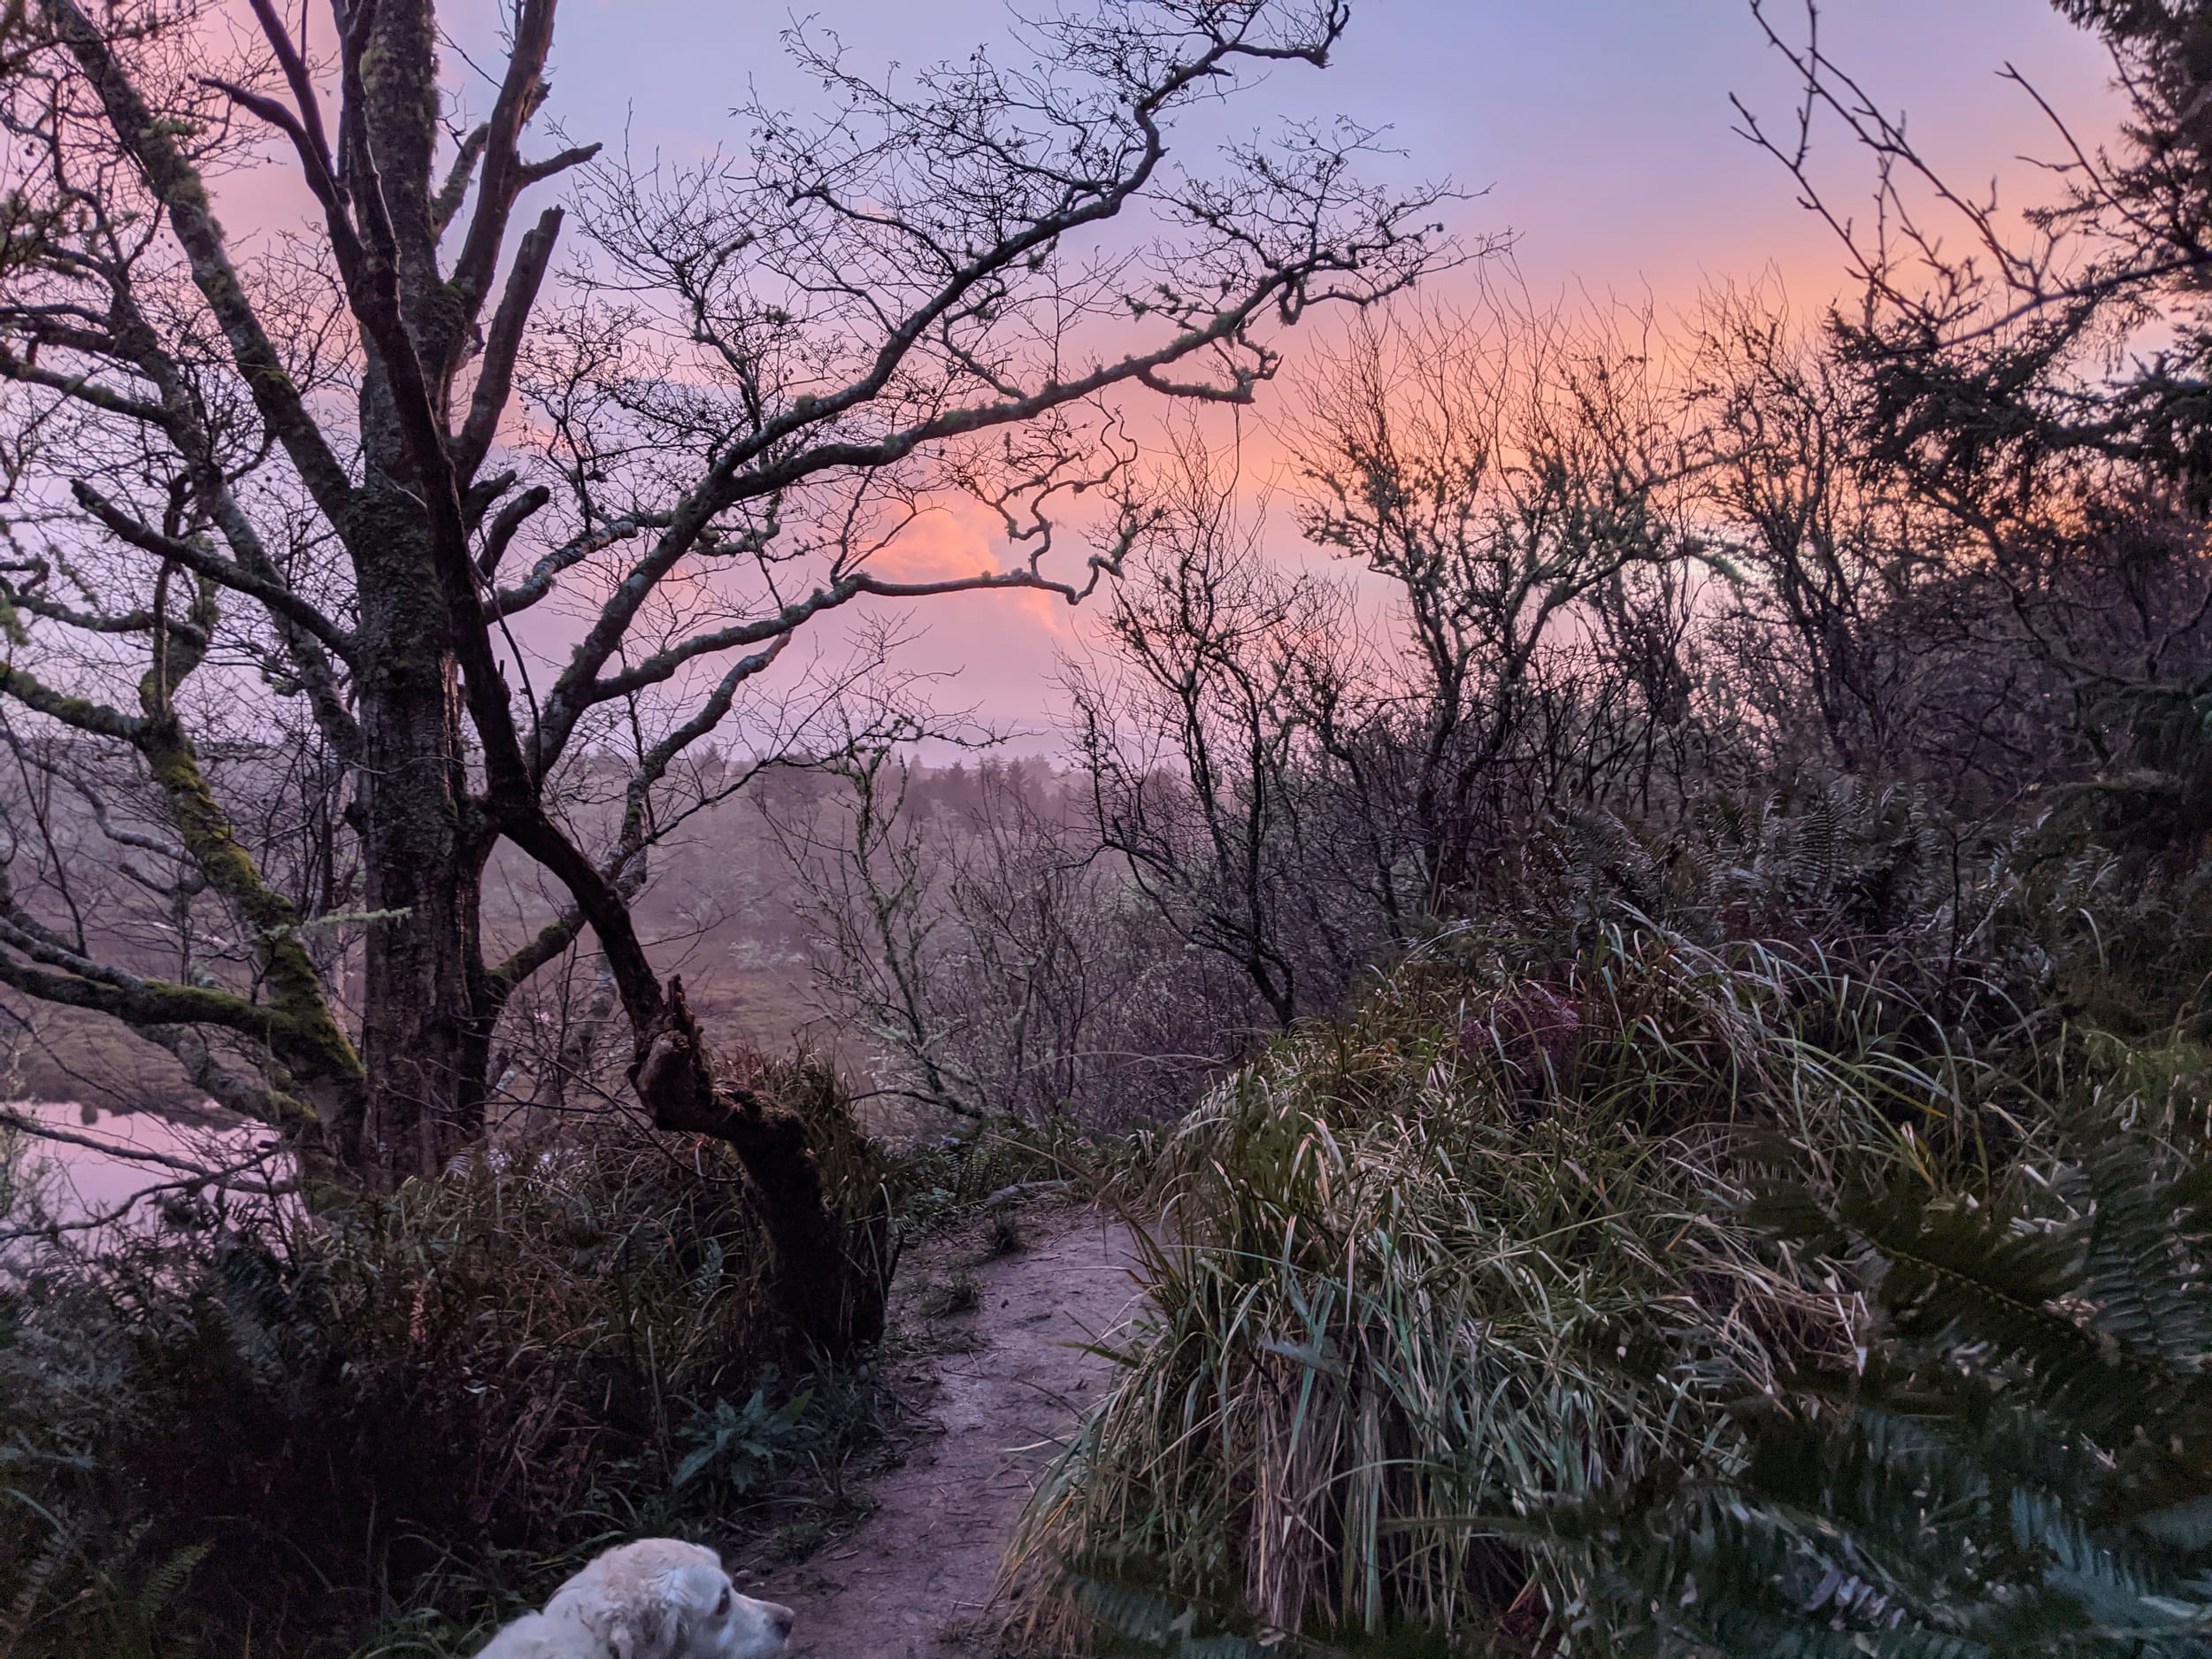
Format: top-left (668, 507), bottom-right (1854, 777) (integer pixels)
top-left (606, 1610), bottom-right (664, 1659)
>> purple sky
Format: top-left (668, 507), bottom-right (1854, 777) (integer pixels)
top-left (442, 0), bottom-right (2124, 733)
top-left (525, 0), bottom-right (2116, 306)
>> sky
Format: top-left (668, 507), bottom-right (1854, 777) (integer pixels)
top-left (433, 0), bottom-right (2124, 740)
top-left (537, 0), bottom-right (2116, 309)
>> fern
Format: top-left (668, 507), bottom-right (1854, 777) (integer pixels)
top-left (1545, 1110), bottom-right (2212, 1657)
top-left (126, 1541), bottom-right (209, 1636)
top-left (2069, 1130), bottom-right (2212, 1371)
top-left (0, 1500), bottom-right (81, 1650)
top-left (0, 1498), bottom-right (205, 1659)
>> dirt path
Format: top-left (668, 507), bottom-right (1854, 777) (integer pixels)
top-left (777, 1205), bottom-right (1144, 1659)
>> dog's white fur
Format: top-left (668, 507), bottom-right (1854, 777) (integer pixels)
top-left (474, 1539), bottom-right (795, 1659)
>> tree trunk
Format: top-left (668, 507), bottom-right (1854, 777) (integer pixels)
top-left (632, 979), bottom-right (890, 1358)
top-left (342, 0), bottom-right (495, 1184)
top-left (350, 500), bottom-right (488, 1181)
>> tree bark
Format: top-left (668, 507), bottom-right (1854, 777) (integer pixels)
top-left (631, 978), bottom-right (889, 1357)
top-left (349, 503), bottom-right (487, 1179)
top-left (339, 0), bottom-right (498, 1182)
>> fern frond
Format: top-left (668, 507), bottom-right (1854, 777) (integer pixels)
top-left (1548, 1111), bottom-right (2212, 1657)
top-left (1834, 1183), bottom-right (2195, 1447)
top-left (0, 1508), bottom-right (80, 1649)
top-left (2073, 1132), bottom-right (2212, 1373)
top-left (129, 1540), bottom-right (208, 1624)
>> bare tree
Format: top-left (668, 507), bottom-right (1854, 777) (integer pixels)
top-left (1071, 442), bottom-right (1363, 1027)
top-left (0, 0), bottom-right (1447, 1337)
top-left (1056, 301), bottom-right (1709, 1034)
top-left (1287, 296), bottom-right (1704, 910)
top-left (1687, 287), bottom-right (1944, 775)
top-left (764, 703), bottom-right (984, 1120)
top-left (780, 728), bottom-right (1252, 1125)
top-left (933, 761), bottom-right (1220, 1123)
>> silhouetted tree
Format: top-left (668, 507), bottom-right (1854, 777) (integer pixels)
top-left (0, 0), bottom-right (1447, 1346)
top-left (1737, 0), bottom-right (2212, 838)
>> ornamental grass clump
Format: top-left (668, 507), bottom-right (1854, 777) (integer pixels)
top-left (1017, 925), bottom-right (1969, 1647)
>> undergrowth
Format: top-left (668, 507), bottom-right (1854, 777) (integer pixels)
top-left (1013, 925), bottom-right (1912, 1645)
top-left (1510, 1047), bottom-right (2212, 1656)
top-left (1017, 795), bottom-right (2212, 1655)
top-left (0, 1055), bottom-right (910, 1659)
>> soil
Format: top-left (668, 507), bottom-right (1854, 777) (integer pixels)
top-left (764, 1203), bottom-right (1144, 1659)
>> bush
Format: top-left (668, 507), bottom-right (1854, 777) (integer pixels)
top-left (0, 1074), bottom-right (887, 1659)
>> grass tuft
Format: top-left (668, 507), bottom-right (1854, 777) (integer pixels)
top-left (1012, 922), bottom-right (1993, 1646)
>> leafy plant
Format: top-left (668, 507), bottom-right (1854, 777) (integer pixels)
top-left (0, 1107), bottom-right (886, 1657)
top-left (671, 1374), bottom-right (814, 1499)
top-left (0, 1494), bottom-right (209, 1659)
top-left (1537, 1095), bottom-right (2212, 1656)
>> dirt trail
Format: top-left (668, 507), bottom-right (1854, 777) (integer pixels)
top-left (777, 1206), bottom-right (1144, 1659)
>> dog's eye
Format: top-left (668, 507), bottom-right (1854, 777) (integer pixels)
top-left (714, 1586), bottom-right (731, 1617)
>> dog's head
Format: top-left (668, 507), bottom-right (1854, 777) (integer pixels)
top-left (542, 1540), bottom-right (794, 1659)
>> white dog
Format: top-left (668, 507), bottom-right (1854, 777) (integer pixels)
top-left (475, 1539), bottom-right (795, 1659)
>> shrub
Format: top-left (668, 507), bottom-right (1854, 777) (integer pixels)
top-left (0, 1072), bottom-right (885, 1659)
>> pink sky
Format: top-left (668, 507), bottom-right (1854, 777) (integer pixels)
top-left (517, 0), bottom-right (2115, 295)
top-left (229, 2), bottom-right (2129, 742)
top-left (537, 0), bottom-right (2122, 735)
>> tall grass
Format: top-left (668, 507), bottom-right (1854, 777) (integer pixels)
top-left (1014, 923), bottom-right (1993, 1647)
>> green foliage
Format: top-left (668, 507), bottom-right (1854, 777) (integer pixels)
top-left (672, 1373), bottom-right (814, 1500)
top-left (0, 1110), bottom-right (888, 1658)
top-left (1521, 781), bottom-right (1957, 954)
top-left (1540, 1092), bottom-right (2212, 1656)
top-left (0, 1498), bottom-right (208, 1659)
top-left (1006, 752), bottom-right (2212, 1655)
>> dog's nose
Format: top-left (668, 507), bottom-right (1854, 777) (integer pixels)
top-left (768, 1603), bottom-right (796, 1640)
